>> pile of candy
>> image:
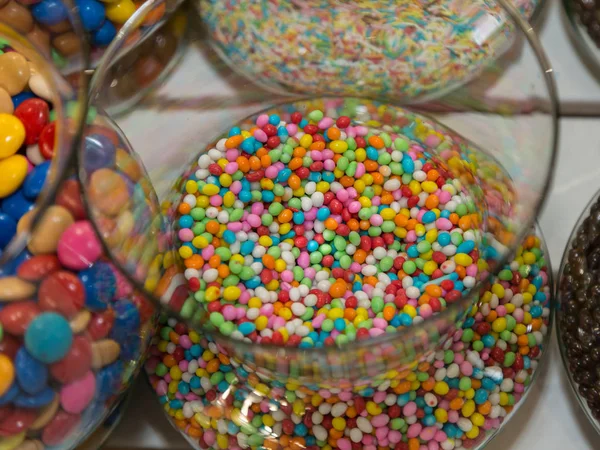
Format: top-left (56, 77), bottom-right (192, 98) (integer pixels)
top-left (173, 106), bottom-right (481, 346)
top-left (558, 195), bottom-right (600, 426)
top-left (0, 44), bottom-right (155, 449)
top-left (200, 0), bottom-right (540, 101)
top-left (147, 229), bottom-right (552, 450)
top-left (0, 0), bottom-right (176, 67)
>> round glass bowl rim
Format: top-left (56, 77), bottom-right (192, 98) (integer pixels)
top-left (88, 0), bottom-right (559, 357)
top-left (555, 189), bottom-right (600, 435)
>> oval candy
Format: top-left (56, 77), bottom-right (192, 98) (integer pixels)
top-left (69, 310), bottom-right (91, 334)
top-left (16, 254), bottom-right (61, 282)
top-left (0, 87), bottom-right (13, 114)
top-left (0, 407), bottom-right (36, 436)
top-left (0, 301), bottom-right (41, 335)
top-left (14, 99), bottom-right (49, 146)
top-left (38, 271), bottom-right (85, 318)
top-left (49, 335), bottom-right (92, 384)
top-left (0, 154), bottom-right (27, 198)
top-left (0, 355), bottom-right (14, 397)
top-left (29, 394), bottom-right (58, 431)
top-left (78, 262), bottom-right (116, 311)
top-left (0, 1), bottom-right (33, 35)
top-left (0, 212), bottom-right (16, 250)
top-left (13, 386), bottom-right (54, 409)
top-left (88, 168), bottom-right (129, 216)
top-left (0, 277), bottom-right (36, 301)
top-left (1, 189), bottom-right (35, 221)
top-left (59, 370), bottom-right (95, 414)
top-left (0, 52), bottom-right (30, 96)
top-left (22, 160), bottom-right (50, 199)
top-left (55, 179), bottom-right (85, 220)
top-left (40, 410), bottom-right (80, 446)
top-left (14, 347), bottom-right (48, 394)
top-left (91, 339), bottom-right (120, 370)
top-left (18, 205), bottom-right (74, 255)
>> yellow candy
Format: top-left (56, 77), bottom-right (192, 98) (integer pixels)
top-left (366, 401), bottom-right (382, 415)
top-left (435, 408), bottom-right (448, 423)
top-left (491, 283), bottom-right (505, 298)
top-left (329, 140), bottom-right (348, 153)
top-left (471, 412), bottom-right (485, 427)
top-left (466, 425), bottom-right (480, 439)
top-left (355, 148), bottom-right (366, 161)
top-left (185, 180), bottom-right (198, 194)
top-left (262, 414), bottom-right (275, 427)
top-left (332, 417), bottom-right (346, 431)
top-left (274, 259), bottom-right (286, 272)
top-left (105, 0), bottom-right (136, 23)
top-left (0, 154), bottom-right (27, 198)
top-left (178, 246), bottom-right (193, 259)
top-left (461, 399), bottom-right (475, 417)
top-left (0, 355), bottom-right (14, 396)
top-left (255, 315), bottom-right (268, 330)
top-left (454, 254), bottom-right (473, 266)
top-left (192, 236), bottom-right (208, 249)
top-left (299, 134), bottom-right (313, 148)
top-left (0, 114), bottom-right (24, 159)
top-left (202, 184), bottom-right (219, 196)
top-left (0, 433), bottom-right (25, 450)
top-left (223, 286), bottom-right (241, 301)
top-left (433, 381), bottom-right (449, 396)
top-left (421, 180), bottom-right (437, 193)
top-left (217, 434), bottom-right (228, 449)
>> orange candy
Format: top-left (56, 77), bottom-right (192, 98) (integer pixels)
top-left (425, 284), bottom-right (442, 297)
top-left (329, 280), bottom-right (347, 298)
top-left (327, 127), bottom-right (341, 140)
top-left (205, 220), bottom-right (220, 234)
top-left (368, 135), bottom-right (385, 149)
top-left (278, 209), bottom-right (293, 223)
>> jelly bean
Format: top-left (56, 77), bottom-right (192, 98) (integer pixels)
top-left (90, 339), bottom-right (120, 369)
top-left (13, 98), bottom-right (49, 145)
top-left (78, 262), bottom-right (116, 311)
top-left (104, 0), bottom-right (135, 23)
top-left (37, 121), bottom-right (55, 159)
top-left (14, 386), bottom-right (55, 408)
top-left (0, 88), bottom-right (13, 115)
top-left (0, 113), bottom-right (25, 159)
top-left (92, 20), bottom-right (117, 46)
top-left (87, 168), bottom-right (130, 216)
top-left (25, 312), bottom-right (73, 364)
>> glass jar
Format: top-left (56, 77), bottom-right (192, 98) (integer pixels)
top-left (557, 190), bottom-right (600, 434)
top-left (0, 11), bottom-right (159, 450)
top-left (86, 2), bottom-right (188, 116)
top-left (89, 0), bottom-right (558, 448)
top-left (146, 224), bottom-right (554, 450)
top-left (562, 0), bottom-right (600, 74)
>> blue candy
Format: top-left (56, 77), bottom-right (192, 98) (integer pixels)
top-left (2, 189), bottom-right (34, 221)
top-left (95, 361), bottom-right (124, 401)
top-left (422, 211), bottom-right (436, 224)
top-left (31, 0), bottom-right (69, 26)
top-left (11, 92), bottom-right (35, 109)
top-left (15, 348), bottom-right (48, 395)
top-left (14, 387), bottom-right (55, 408)
top-left (83, 133), bottom-right (116, 174)
top-left (0, 213), bottom-right (16, 250)
top-left (78, 262), bottom-right (117, 311)
top-left (0, 249), bottom-right (30, 277)
top-left (0, 383), bottom-right (20, 406)
top-left (316, 207), bottom-right (330, 221)
top-left (77, 0), bottom-right (106, 31)
top-left (23, 161), bottom-right (50, 199)
top-left (25, 313), bottom-right (73, 364)
top-left (457, 240), bottom-right (476, 254)
top-left (110, 299), bottom-right (140, 343)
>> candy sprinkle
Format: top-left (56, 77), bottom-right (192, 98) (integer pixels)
top-left (173, 106), bottom-right (484, 347)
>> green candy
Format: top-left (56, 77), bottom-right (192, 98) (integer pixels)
top-left (239, 267), bottom-right (254, 280)
top-left (371, 296), bottom-right (384, 313)
top-left (444, 350), bottom-right (454, 364)
top-left (215, 247), bottom-right (231, 260)
top-left (461, 329), bottom-right (474, 342)
top-left (417, 241), bottom-right (431, 253)
top-left (192, 223), bottom-right (204, 236)
top-left (394, 138), bottom-right (409, 151)
top-left (180, 298), bottom-right (197, 319)
top-left (349, 232), bottom-right (361, 246)
top-left (368, 227), bottom-right (382, 237)
top-left (320, 244), bottom-right (332, 255)
top-left (450, 232), bottom-right (463, 246)
top-left (268, 202), bottom-right (283, 216)
top-left (190, 208), bottom-right (205, 220)
top-left (155, 363), bottom-right (168, 377)
top-left (160, 327), bottom-right (173, 340)
top-left (380, 132), bottom-right (392, 148)
top-left (455, 203), bottom-right (468, 217)
top-left (473, 340), bottom-right (484, 352)
top-left (323, 230), bottom-right (335, 242)
top-left (223, 275), bottom-right (239, 286)
top-left (337, 157), bottom-right (349, 171)
top-left (378, 152), bottom-right (392, 165)
top-left (504, 351), bottom-right (516, 367)
top-left (417, 371), bottom-right (429, 382)
top-left (261, 214), bottom-right (273, 226)
top-left (333, 236), bottom-right (346, 251)
top-left (389, 161), bottom-right (404, 175)
top-left (390, 418), bottom-right (406, 431)
top-left (310, 252), bottom-right (323, 264)
top-left (380, 256), bottom-right (394, 272)
top-left (219, 321), bottom-right (235, 336)
top-left (308, 110), bottom-right (324, 121)
top-left (209, 312), bottom-right (224, 327)
top-left (459, 377), bottom-right (472, 391)
top-left (340, 255), bottom-right (352, 269)
top-left (403, 260), bottom-right (417, 274)
top-left (322, 319), bottom-right (334, 332)
top-left (346, 161), bottom-right (357, 177)
top-left (347, 137), bottom-right (357, 150)
top-left (498, 269), bottom-right (513, 281)
top-left (267, 247), bottom-right (281, 258)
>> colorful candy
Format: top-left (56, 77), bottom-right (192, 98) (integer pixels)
top-left (147, 229), bottom-right (552, 450)
top-left (199, 0), bottom-right (541, 102)
top-left (0, 43), bottom-right (157, 449)
top-left (172, 105), bottom-right (483, 347)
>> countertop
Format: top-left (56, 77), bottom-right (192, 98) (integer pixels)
top-left (105, 0), bottom-right (600, 447)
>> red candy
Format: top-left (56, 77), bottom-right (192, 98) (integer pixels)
top-left (38, 121), bottom-right (56, 160)
top-left (38, 271), bottom-right (85, 319)
top-left (14, 98), bottom-right (50, 145)
top-left (50, 336), bottom-right (93, 384)
top-left (0, 301), bottom-right (41, 336)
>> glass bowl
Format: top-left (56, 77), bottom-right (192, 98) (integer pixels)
top-left (0, 13), bottom-right (159, 448)
top-left (562, 0), bottom-right (600, 74)
top-left (557, 189), bottom-right (600, 434)
top-left (88, 0), bottom-right (558, 448)
top-left (146, 224), bottom-right (554, 449)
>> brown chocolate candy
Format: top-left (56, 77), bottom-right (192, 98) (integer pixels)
top-left (52, 31), bottom-right (81, 57)
top-left (0, 1), bottom-right (33, 34)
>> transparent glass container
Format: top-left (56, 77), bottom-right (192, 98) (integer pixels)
top-left (557, 190), bottom-right (600, 435)
top-left (88, 0), bottom-right (558, 448)
top-left (85, 2), bottom-right (189, 116)
top-left (146, 225), bottom-right (554, 450)
top-left (0, 11), bottom-right (158, 450)
top-left (562, 0), bottom-right (600, 74)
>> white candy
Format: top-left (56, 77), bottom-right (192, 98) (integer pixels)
top-left (202, 268), bottom-right (218, 282)
top-left (384, 179), bottom-right (401, 191)
top-left (331, 403), bottom-right (348, 417)
top-left (357, 417), bottom-right (373, 433)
